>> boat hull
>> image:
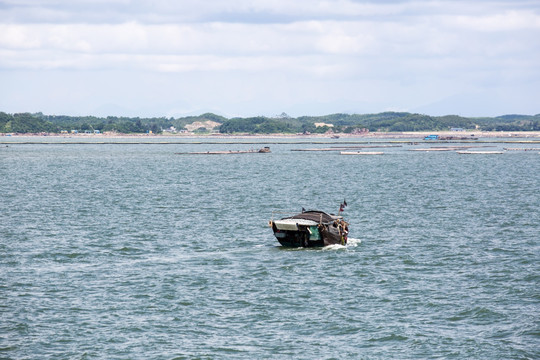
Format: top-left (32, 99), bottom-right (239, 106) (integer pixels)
top-left (273, 229), bottom-right (326, 248)
top-left (270, 210), bottom-right (348, 248)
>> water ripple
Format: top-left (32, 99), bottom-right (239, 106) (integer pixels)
top-left (1, 142), bottom-right (539, 359)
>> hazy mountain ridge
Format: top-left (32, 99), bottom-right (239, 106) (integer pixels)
top-left (1, 111), bottom-right (539, 134)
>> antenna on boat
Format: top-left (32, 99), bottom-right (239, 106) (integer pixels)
top-left (338, 199), bottom-right (347, 215)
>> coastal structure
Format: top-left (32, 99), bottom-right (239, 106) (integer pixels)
top-left (176, 147), bottom-right (270, 155)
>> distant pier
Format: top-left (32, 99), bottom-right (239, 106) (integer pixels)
top-left (176, 147), bottom-right (271, 155)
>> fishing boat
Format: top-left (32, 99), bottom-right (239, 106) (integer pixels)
top-left (269, 206), bottom-right (349, 248)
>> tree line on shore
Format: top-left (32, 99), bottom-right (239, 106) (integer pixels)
top-left (1, 111), bottom-right (539, 134)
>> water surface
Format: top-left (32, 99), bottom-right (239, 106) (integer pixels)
top-left (1, 140), bottom-right (539, 359)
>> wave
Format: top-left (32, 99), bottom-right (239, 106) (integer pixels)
top-left (323, 237), bottom-right (362, 250)
top-left (346, 237), bottom-right (362, 247)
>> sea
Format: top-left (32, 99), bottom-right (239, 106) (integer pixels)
top-left (1, 137), bottom-right (539, 359)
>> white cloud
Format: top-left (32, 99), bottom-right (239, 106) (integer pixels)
top-left (3, 12), bottom-right (536, 71)
top-left (451, 9), bottom-right (540, 32)
top-left (0, 0), bottom-right (417, 24)
top-left (0, 0), bottom-right (539, 117)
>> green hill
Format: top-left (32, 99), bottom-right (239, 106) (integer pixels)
top-left (1, 111), bottom-right (539, 134)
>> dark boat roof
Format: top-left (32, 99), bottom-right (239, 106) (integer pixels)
top-left (287, 210), bottom-right (340, 224)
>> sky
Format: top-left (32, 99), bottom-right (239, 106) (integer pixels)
top-left (0, 0), bottom-right (539, 118)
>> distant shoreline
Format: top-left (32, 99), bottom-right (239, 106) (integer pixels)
top-left (2, 131), bottom-right (540, 139)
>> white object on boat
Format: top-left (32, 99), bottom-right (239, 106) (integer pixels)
top-left (273, 218), bottom-right (319, 231)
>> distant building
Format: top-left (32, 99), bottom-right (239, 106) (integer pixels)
top-left (163, 126), bottom-right (177, 133)
top-left (352, 128), bottom-right (369, 134)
